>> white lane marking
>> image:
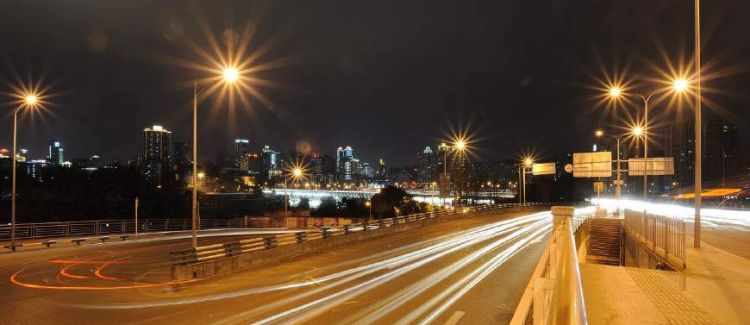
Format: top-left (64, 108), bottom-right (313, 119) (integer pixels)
top-left (443, 311), bottom-right (465, 325)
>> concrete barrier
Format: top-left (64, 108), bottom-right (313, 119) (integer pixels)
top-left (172, 205), bottom-right (545, 280)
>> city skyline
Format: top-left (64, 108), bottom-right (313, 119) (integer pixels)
top-left (3, 0), bottom-right (750, 166)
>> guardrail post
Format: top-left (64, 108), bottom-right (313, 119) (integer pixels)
top-left (322, 228), bottom-right (331, 239)
top-left (549, 205), bottom-right (587, 325)
top-left (264, 236), bottom-right (277, 249)
top-left (344, 224), bottom-right (351, 234)
top-left (295, 232), bottom-right (307, 243)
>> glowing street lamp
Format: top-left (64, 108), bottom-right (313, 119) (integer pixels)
top-left (593, 129), bottom-right (629, 201)
top-left (190, 66), bottom-right (243, 249)
top-left (454, 139), bottom-right (467, 152)
top-left (284, 166), bottom-right (305, 214)
top-left (631, 125), bottom-right (644, 138)
top-left (365, 200), bottom-right (372, 226)
top-left (8, 90), bottom-right (45, 251)
top-left (518, 156), bottom-right (534, 204)
top-left (604, 74), bottom-right (692, 202)
top-left (673, 78), bottom-right (689, 93)
top-left (608, 87), bottom-right (622, 98)
top-left (222, 66), bottom-right (240, 83)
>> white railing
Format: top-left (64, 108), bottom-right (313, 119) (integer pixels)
top-left (510, 206), bottom-right (588, 325)
top-left (623, 209), bottom-right (686, 270)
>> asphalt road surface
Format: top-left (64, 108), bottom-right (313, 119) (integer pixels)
top-left (1, 209), bottom-right (552, 325)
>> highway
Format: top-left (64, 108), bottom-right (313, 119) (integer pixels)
top-left (0, 208), bottom-right (552, 325)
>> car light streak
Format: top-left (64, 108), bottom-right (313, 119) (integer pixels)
top-left (412, 226), bottom-right (550, 325)
top-left (241, 216), bottom-right (551, 325)
top-left (93, 256), bottom-right (129, 282)
top-left (11, 270), bottom-right (200, 290)
top-left (339, 221), bottom-right (550, 325)
top-left (594, 198), bottom-right (750, 230)
top-left (59, 263), bottom-right (90, 280)
top-left (78, 213), bottom-right (549, 311)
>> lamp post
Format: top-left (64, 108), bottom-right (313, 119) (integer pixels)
top-left (518, 157), bottom-right (533, 204)
top-left (284, 167), bottom-right (303, 215)
top-left (439, 139), bottom-right (467, 207)
top-left (595, 129), bottom-right (637, 201)
top-left (191, 67), bottom-right (240, 249)
top-left (9, 94), bottom-right (40, 251)
top-left (607, 82), bottom-right (687, 201)
top-left (365, 200), bottom-right (372, 226)
top-left (694, 0), bottom-right (703, 248)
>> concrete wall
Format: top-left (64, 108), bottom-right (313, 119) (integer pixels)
top-left (623, 233), bottom-right (675, 271)
top-left (172, 206), bottom-right (543, 280)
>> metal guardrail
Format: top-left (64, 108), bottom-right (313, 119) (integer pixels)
top-left (511, 206), bottom-right (590, 325)
top-left (169, 202), bottom-right (553, 267)
top-left (0, 218), bottom-right (238, 242)
top-left (623, 209), bottom-right (686, 270)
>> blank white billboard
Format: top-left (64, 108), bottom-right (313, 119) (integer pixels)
top-left (573, 152), bottom-right (612, 178)
top-left (628, 157), bottom-right (675, 176)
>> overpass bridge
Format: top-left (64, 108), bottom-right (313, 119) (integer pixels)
top-left (260, 188), bottom-right (515, 208)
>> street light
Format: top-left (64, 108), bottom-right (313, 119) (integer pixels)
top-left (607, 79), bottom-right (687, 201)
top-left (284, 167), bottom-right (305, 215)
top-left (595, 130), bottom-right (629, 201)
top-left (365, 200), bottom-right (372, 227)
top-left (8, 91), bottom-right (45, 251)
top-left (190, 66), bottom-right (242, 249)
top-left (631, 125), bottom-right (644, 137)
top-left (518, 156), bottom-right (534, 204)
top-left (693, 0), bottom-right (703, 248)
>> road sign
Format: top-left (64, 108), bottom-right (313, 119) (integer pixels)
top-left (532, 163), bottom-right (556, 175)
top-left (628, 157), bottom-right (675, 176)
top-left (593, 182), bottom-right (605, 193)
top-left (573, 152), bottom-right (612, 178)
top-left (564, 164), bottom-right (573, 173)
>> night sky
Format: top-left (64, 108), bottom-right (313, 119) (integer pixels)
top-left (1, 0), bottom-right (749, 166)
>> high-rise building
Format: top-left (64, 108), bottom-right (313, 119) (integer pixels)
top-left (336, 146), bottom-right (356, 181)
top-left (418, 145), bottom-right (438, 183)
top-left (142, 124), bottom-right (172, 183)
top-left (48, 140), bottom-right (64, 165)
top-left (234, 138), bottom-right (250, 171)
top-left (261, 145), bottom-right (281, 180)
top-left (173, 142), bottom-right (190, 169)
top-left (665, 119), bottom-right (741, 187)
top-left (172, 141), bottom-right (190, 183)
top-left (336, 146), bottom-right (353, 170)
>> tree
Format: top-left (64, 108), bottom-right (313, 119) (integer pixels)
top-left (312, 196), bottom-right (339, 217)
top-left (371, 186), bottom-right (412, 218)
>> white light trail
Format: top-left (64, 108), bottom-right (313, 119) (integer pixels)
top-left (77, 212), bottom-right (549, 312)
top-left (594, 198), bottom-right (750, 230)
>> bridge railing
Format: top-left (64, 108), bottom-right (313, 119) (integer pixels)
top-left (0, 218), bottom-right (239, 241)
top-left (623, 209), bottom-right (686, 270)
top-left (510, 206), bottom-right (590, 325)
